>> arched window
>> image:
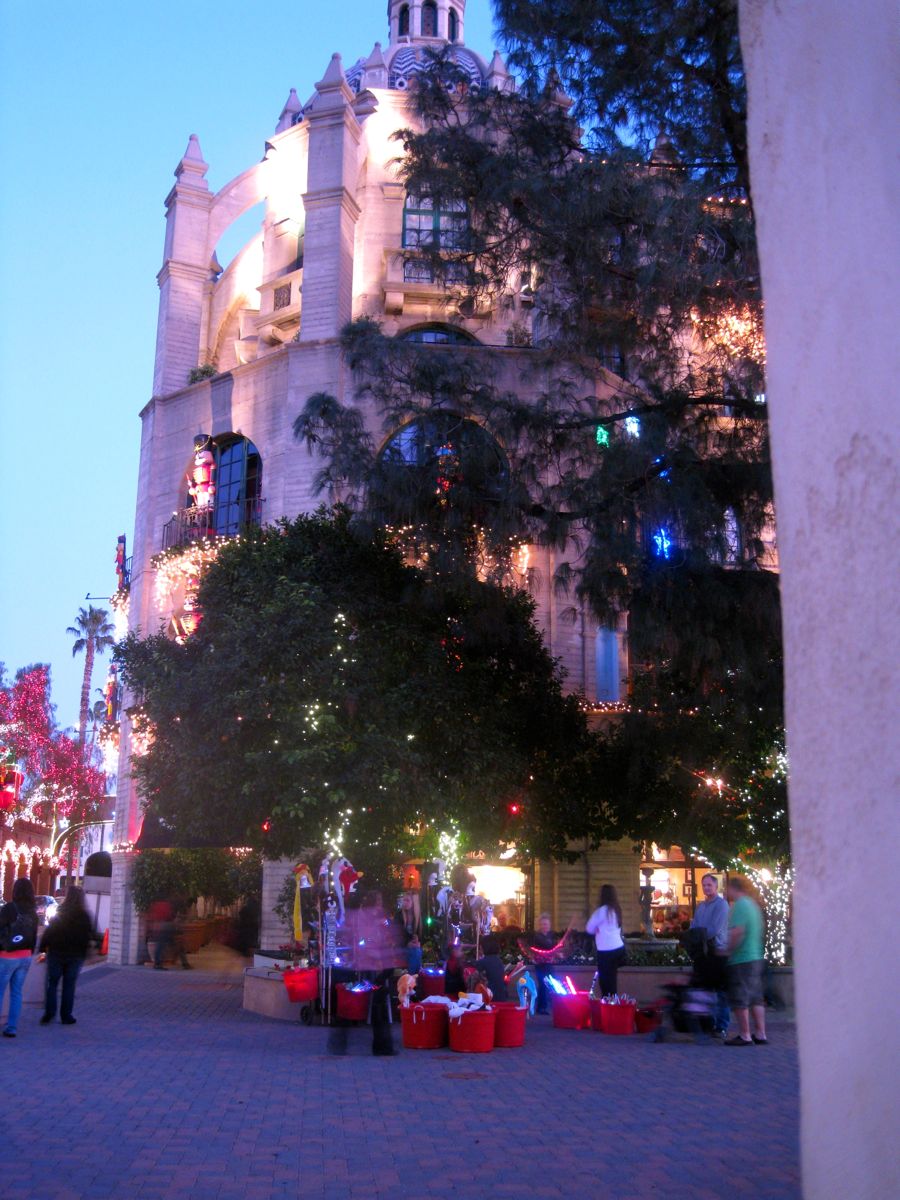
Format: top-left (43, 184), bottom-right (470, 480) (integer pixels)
top-left (448, 7), bottom-right (458, 41)
top-left (398, 4), bottom-right (410, 36)
top-left (380, 413), bottom-right (507, 504)
top-left (398, 323), bottom-right (479, 345)
top-left (422, 1), bottom-right (437, 37)
top-left (165, 433), bottom-right (263, 549)
top-left (213, 435), bottom-right (263, 536)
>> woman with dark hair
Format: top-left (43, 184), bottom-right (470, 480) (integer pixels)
top-left (585, 884), bottom-right (626, 998)
top-left (0, 877), bottom-right (39, 1037)
top-left (39, 885), bottom-right (96, 1025)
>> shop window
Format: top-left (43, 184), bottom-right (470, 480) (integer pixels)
top-left (398, 4), bottom-right (410, 36)
top-left (422, 1), bottom-right (437, 36)
top-left (448, 7), bottom-right (459, 41)
top-left (398, 323), bottom-right (479, 345)
top-left (595, 628), bottom-right (620, 702)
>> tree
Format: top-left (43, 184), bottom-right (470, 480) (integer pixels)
top-left (67, 606), bottom-right (115, 749)
top-left (0, 665), bottom-right (106, 859)
top-left (293, 3), bottom-right (783, 863)
top-left (116, 511), bottom-right (605, 871)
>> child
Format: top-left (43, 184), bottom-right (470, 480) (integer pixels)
top-left (474, 935), bottom-right (508, 1001)
top-left (405, 933), bottom-right (423, 976)
top-left (444, 944), bottom-right (467, 997)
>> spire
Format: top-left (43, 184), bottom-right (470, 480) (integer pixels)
top-left (318, 52), bottom-right (349, 89)
top-left (174, 134), bottom-right (209, 188)
top-left (275, 88), bottom-right (302, 133)
top-left (362, 41), bottom-right (388, 90)
top-left (486, 50), bottom-right (513, 92)
top-left (651, 131), bottom-right (679, 164)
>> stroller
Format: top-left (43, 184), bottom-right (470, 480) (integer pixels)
top-left (649, 929), bottom-right (721, 1042)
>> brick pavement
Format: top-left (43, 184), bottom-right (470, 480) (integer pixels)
top-left (3, 947), bottom-right (800, 1200)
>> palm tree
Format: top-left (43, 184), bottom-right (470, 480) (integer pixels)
top-left (66, 606), bottom-right (115, 750)
top-left (64, 608), bottom-right (115, 886)
top-left (87, 695), bottom-right (107, 760)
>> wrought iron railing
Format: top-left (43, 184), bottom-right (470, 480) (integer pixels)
top-left (162, 498), bottom-right (265, 551)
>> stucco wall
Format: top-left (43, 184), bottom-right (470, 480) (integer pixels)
top-left (741, 3), bottom-right (899, 1196)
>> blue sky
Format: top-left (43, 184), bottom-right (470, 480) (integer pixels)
top-left (0, 0), bottom-right (497, 731)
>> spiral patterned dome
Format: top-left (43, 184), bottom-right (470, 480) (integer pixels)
top-left (344, 44), bottom-right (486, 94)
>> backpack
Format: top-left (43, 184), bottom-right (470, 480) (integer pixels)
top-left (0, 903), bottom-right (37, 953)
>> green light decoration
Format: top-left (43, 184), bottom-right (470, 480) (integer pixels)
top-left (595, 424), bottom-right (610, 448)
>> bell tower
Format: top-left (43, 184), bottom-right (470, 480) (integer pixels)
top-left (387, 0), bottom-right (465, 45)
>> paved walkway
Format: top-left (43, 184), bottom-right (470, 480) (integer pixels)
top-left (5, 946), bottom-right (800, 1200)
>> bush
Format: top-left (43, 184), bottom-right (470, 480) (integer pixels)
top-left (130, 848), bottom-right (261, 913)
top-left (187, 363), bottom-right (217, 384)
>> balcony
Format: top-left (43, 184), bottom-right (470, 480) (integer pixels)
top-left (162, 499), bottom-right (265, 551)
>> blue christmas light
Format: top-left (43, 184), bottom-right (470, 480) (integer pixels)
top-left (653, 527), bottom-right (673, 558)
top-left (624, 416), bottom-right (641, 438)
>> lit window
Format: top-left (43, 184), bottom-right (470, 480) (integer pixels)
top-left (596, 629), bottom-right (620, 702)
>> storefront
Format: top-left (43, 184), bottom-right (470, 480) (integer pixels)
top-left (639, 844), bottom-right (725, 935)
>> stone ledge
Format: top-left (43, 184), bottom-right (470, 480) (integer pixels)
top-left (243, 968), bottom-right (305, 1021)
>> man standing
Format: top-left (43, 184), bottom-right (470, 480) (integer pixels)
top-left (690, 873), bottom-right (730, 1037)
top-left (529, 912), bottom-right (558, 1015)
top-left (725, 875), bottom-right (767, 1046)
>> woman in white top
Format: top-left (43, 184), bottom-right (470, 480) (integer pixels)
top-left (585, 884), bottom-right (626, 998)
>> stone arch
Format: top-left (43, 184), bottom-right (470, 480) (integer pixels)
top-left (397, 322), bottom-right (480, 345)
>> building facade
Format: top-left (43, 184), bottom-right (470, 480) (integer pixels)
top-left (110, 0), bottom-right (630, 961)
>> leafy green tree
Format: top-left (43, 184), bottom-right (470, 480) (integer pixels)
top-left (116, 511), bottom-right (604, 867)
top-left (294, 2), bottom-right (783, 862)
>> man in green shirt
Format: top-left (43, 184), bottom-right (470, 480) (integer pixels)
top-left (725, 875), bottom-right (767, 1045)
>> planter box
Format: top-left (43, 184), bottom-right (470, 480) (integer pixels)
top-left (243, 968), bottom-right (307, 1021)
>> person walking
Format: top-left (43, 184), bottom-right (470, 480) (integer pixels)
top-left (327, 892), bottom-right (403, 1057)
top-left (39, 886), bottom-right (96, 1026)
top-left (586, 884), bottom-right (626, 998)
top-left (725, 875), bottom-right (768, 1045)
top-left (0, 878), bottom-right (39, 1038)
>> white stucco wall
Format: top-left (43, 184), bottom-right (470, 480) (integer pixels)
top-left (740, 3), bottom-right (899, 1196)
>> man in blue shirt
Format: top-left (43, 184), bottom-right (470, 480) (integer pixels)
top-left (690, 873), bottom-right (730, 1037)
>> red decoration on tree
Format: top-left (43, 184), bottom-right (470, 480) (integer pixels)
top-left (0, 667), bottom-right (106, 823)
